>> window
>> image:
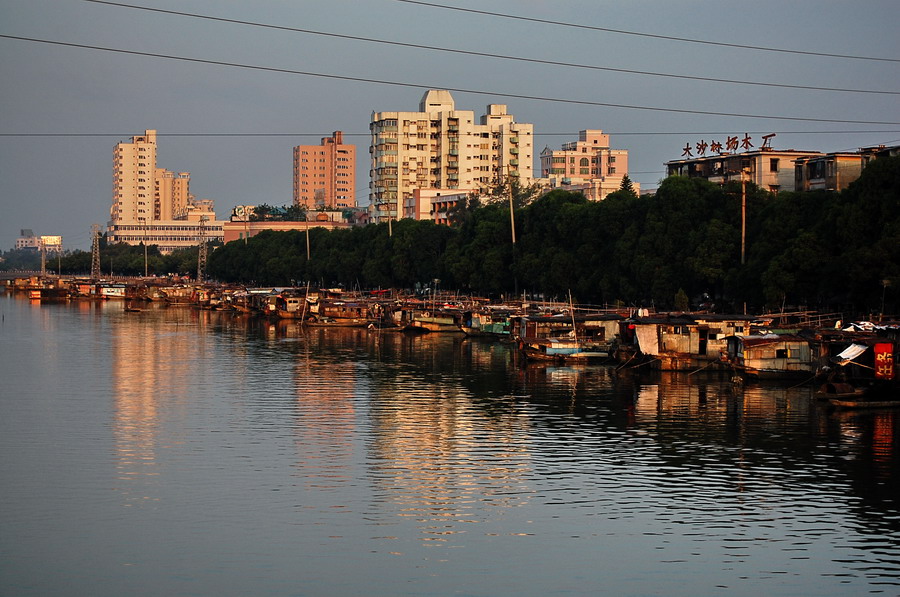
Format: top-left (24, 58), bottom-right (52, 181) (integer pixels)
top-left (770, 158), bottom-right (779, 172)
top-left (580, 158), bottom-right (589, 167)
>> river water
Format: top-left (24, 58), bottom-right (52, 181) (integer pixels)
top-left (1, 293), bottom-right (899, 596)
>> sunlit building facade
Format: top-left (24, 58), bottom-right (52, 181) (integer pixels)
top-left (369, 90), bottom-right (534, 222)
top-left (108, 129), bottom-right (224, 253)
top-left (293, 131), bottom-right (356, 210)
top-left (538, 130), bottom-right (638, 201)
top-left (665, 148), bottom-right (823, 193)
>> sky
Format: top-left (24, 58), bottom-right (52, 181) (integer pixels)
top-left (1, 0), bottom-right (898, 251)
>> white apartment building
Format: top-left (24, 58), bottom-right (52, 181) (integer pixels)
top-left (538, 130), bottom-right (638, 200)
top-left (108, 129), bottom-right (224, 252)
top-left (369, 90), bottom-right (534, 222)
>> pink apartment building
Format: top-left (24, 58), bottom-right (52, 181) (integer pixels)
top-left (539, 130), bottom-right (638, 200)
top-left (293, 131), bottom-right (356, 210)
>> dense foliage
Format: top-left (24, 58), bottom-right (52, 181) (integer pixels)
top-left (7, 156), bottom-right (897, 315)
top-left (2, 239), bottom-right (213, 279)
top-left (208, 155), bottom-right (899, 314)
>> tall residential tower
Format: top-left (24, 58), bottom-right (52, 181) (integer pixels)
top-left (108, 130), bottom-right (223, 253)
top-left (369, 90), bottom-right (534, 222)
top-left (293, 131), bottom-right (356, 210)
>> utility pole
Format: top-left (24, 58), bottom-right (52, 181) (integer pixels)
top-left (140, 217), bottom-right (148, 277)
top-left (90, 224), bottom-right (101, 281)
top-left (741, 168), bottom-right (748, 265)
top-left (196, 216), bottom-right (208, 283)
top-left (507, 166), bottom-right (518, 297)
top-left (508, 173), bottom-right (517, 245)
top-left (305, 213), bottom-right (311, 260)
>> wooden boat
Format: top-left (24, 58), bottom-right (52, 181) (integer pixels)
top-left (513, 312), bottom-right (621, 364)
top-left (830, 397), bottom-right (900, 409)
top-left (460, 310), bottom-right (513, 339)
top-left (814, 382), bottom-right (866, 401)
top-left (722, 334), bottom-right (815, 378)
top-left (410, 311), bottom-right (465, 333)
top-left (518, 336), bottom-right (615, 363)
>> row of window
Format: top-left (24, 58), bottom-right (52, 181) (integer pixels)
top-left (114, 225), bottom-right (223, 232)
top-left (546, 167), bottom-right (618, 176)
top-left (550, 156), bottom-right (617, 165)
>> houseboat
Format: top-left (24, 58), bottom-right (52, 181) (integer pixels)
top-left (513, 313), bottom-right (622, 363)
top-left (629, 314), bottom-right (760, 371)
top-left (721, 334), bottom-right (815, 378)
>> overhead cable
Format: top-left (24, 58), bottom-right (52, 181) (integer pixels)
top-left (395, 0), bottom-right (900, 63)
top-left (2, 34), bottom-right (898, 126)
top-left (3, 131), bottom-right (900, 138)
top-left (82, 1), bottom-right (898, 95)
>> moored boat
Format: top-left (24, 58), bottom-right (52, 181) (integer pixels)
top-left (814, 382), bottom-right (867, 400)
top-left (829, 397), bottom-right (900, 409)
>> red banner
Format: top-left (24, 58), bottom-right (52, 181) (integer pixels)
top-left (875, 343), bottom-right (895, 380)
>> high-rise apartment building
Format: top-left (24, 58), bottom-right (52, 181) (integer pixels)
top-left (111, 129), bottom-right (158, 224)
top-left (293, 131), bottom-right (356, 210)
top-left (538, 130), bottom-right (638, 201)
top-left (108, 130), bottom-right (223, 253)
top-left (369, 90), bottom-right (534, 222)
top-left (154, 169), bottom-right (192, 220)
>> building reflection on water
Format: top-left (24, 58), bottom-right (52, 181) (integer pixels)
top-left (102, 304), bottom-right (898, 552)
top-left (355, 333), bottom-right (533, 546)
top-left (109, 305), bottom-right (222, 505)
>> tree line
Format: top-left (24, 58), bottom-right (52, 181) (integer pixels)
top-left (207, 156), bottom-right (899, 315)
top-left (1, 239), bottom-right (206, 280)
top-left (6, 156), bottom-right (897, 315)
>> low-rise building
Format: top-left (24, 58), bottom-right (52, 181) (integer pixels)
top-left (794, 145), bottom-right (900, 192)
top-left (15, 229), bottom-right (39, 250)
top-left (666, 147), bottom-right (823, 193)
top-left (410, 188), bottom-right (477, 225)
top-left (222, 207), bottom-right (353, 243)
top-left (537, 130), bottom-right (638, 200)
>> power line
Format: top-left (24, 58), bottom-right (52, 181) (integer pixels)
top-left (395, 0), bottom-right (900, 64)
top-left (83, 0), bottom-right (898, 96)
top-left (1, 34), bottom-right (898, 126)
top-left (3, 131), bottom-right (900, 138)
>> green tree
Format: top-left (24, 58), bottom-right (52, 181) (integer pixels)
top-left (618, 174), bottom-right (637, 198)
top-left (675, 288), bottom-right (690, 311)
